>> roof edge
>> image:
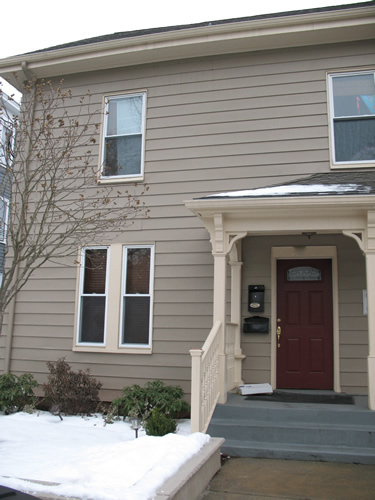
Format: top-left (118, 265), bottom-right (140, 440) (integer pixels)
top-left (1, 2), bottom-right (374, 90)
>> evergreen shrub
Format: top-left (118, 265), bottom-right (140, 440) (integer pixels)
top-left (145, 408), bottom-right (177, 436)
top-left (112, 380), bottom-right (190, 423)
top-left (0, 373), bottom-right (38, 413)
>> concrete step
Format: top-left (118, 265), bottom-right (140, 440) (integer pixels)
top-left (207, 394), bottom-right (375, 463)
top-left (220, 439), bottom-right (375, 464)
top-left (212, 401), bottom-right (375, 426)
top-left (208, 419), bottom-right (375, 448)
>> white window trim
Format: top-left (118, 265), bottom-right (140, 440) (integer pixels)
top-left (0, 197), bottom-right (9, 244)
top-left (76, 246), bottom-right (110, 347)
top-left (119, 244), bottom-right (155, 349)
top-left (73, 243), bottom-right (154, 354)
top-left (328, 70), bottom-right (375, 169)
top-left (98, 92), bottom-right (146, 184)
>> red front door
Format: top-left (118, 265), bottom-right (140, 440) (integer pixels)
top-left (276, 259), bottom-right (333, 390)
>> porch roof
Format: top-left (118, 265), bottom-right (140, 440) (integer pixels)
top-left (199, 171), bottom-right (375, 200)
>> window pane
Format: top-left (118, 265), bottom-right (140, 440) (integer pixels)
top-left (334, 119), bottom-right (375, 162)
top-left (107, 96), bottom-right (143, 136)
top-left (122, 296), bottom-right (150, 344)
top-left (126, 248), bottom-right (150, 294)
top-left (103, 135), bottom-right (142, 176)
top-left (287, 266), bottom-right (321, 281)
top-left (333, 74), bottom-right (375, 117)
top-left (83, 249), bottom-right (107, 294)
top-left (80, 296), bottom-right (105, 343)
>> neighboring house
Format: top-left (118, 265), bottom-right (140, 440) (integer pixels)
top-left (0, 2), bottom-right (374, 425)
top-left (0, 93), bottom-right (19, 285)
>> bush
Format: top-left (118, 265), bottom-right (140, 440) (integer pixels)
top-left (0, 373), bottom-right (38, 414)
top-left (113, 380), bottom-right (190, 423)
top-left (145, 408), bottom-right (177, 436)
top-left (43, 358), bottom-right (102, 415)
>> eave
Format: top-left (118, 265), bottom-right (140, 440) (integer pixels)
top-left (1, 4), bottom-right (374, 90)
top-left (185, 194), bottom-right (375, 235)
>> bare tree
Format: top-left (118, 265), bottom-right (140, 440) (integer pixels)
top-left (0, 78), bottom-right (149, 324)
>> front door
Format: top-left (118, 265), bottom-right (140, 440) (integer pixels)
top-left (276, 259), bottom-right (333, 390)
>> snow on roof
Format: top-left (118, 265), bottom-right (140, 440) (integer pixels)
top-left (205, 183), bottom-right (372, 199)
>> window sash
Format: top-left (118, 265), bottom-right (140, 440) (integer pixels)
top-left (101, 94), bottom-right (145, 178)
top-left (329, 72), bottom-right (375, 164)
top-left (77, 247), bottom-right (109, 345)
top-left (120, 245), bottom-right (154, 347)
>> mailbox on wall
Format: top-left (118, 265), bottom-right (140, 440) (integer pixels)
top-left (248, 285), bottom-right (265, 313)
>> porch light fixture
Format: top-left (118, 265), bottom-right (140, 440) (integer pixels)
top-left (130, 417), bottom-right (141, 438)
top-left (302, 232), bottom-right (317, 239)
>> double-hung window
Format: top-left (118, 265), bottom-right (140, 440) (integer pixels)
top-left (75, 244), bottom-right (154, 352)
top-left (77, 247), bottom-right (109, 345)
top-left (120, 245), bottom-right (154, 348)
top-left (328, 71), bottom-right (375, 166)
top-left (101, 93), bottom-right (146, 180)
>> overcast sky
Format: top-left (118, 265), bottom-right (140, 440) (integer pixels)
top-left (0, 0), bottom-right (369, 96)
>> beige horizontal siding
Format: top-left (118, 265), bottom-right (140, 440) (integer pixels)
top-left (2, 38), bottom-right (373, 400)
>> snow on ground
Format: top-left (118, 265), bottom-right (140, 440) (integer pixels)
top-left (0, 411), bottom-right (209, 499)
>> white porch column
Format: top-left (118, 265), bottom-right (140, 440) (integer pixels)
top-left (364, 210), bottom-right (375, 409)
top-left (230, 257), bottom-right (245, 386)
top-left (213, 251), bottom-right (227, 404)
top-left (366, 251), bottom-right (375, 410)
top-left (366, 210), bottom-right (375, 409)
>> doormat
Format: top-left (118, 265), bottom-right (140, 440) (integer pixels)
top-left (245, 391), bottom-right (354, 405)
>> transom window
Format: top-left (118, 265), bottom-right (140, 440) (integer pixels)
top-left (101, 93), bottom-right (146, 180)
top-left (328, 71), bottom-right (375, 166)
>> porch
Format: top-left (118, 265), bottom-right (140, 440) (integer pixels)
top-left (207, 391), bottom-right (375, 464)
top-left (186, 173), bottom-right (375, 436)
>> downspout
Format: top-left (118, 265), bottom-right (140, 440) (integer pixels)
top-left (4, 61), bottom-right (35, 373)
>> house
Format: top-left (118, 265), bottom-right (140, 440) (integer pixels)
top-left (0, 2), bottom-right (374, 435)
top-left (0, 92), bottom-right (19, 286)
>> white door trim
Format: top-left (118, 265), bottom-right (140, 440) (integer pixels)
top-left (271, 246), bottom-right (340, 392)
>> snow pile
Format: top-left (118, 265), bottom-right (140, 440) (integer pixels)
top-left (0, 411), bottom-right (209, 500)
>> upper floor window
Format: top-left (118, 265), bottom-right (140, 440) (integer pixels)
top-left (101, 93), bottom-right (146, 180)
top-left (328, 71), bottom-right (375, 167)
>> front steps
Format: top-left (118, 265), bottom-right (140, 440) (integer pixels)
top-left (207, 392), bottom-right (375, 464)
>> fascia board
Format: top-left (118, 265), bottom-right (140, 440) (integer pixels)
top-left (0, 5), bottom-right (374, 89)
top-left (185, 194), bottom-right (375, 236)
top-left (185, 194), bottom-right (375, 217)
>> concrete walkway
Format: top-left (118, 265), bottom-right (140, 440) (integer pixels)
top-left (201, 456), bottom-right (375, 499)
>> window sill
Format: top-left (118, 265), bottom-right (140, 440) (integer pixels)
top-left (331, 163), bottom-right (375, 170)
top-left (97, 175), bottom-right (144, 185)
top-left (73, 345), bottom-right (152, 354)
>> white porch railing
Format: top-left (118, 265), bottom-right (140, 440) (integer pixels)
top-left (190, 320), bottom-right (239, 433)
top-left (190, 320), bottom-right (221, 433)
